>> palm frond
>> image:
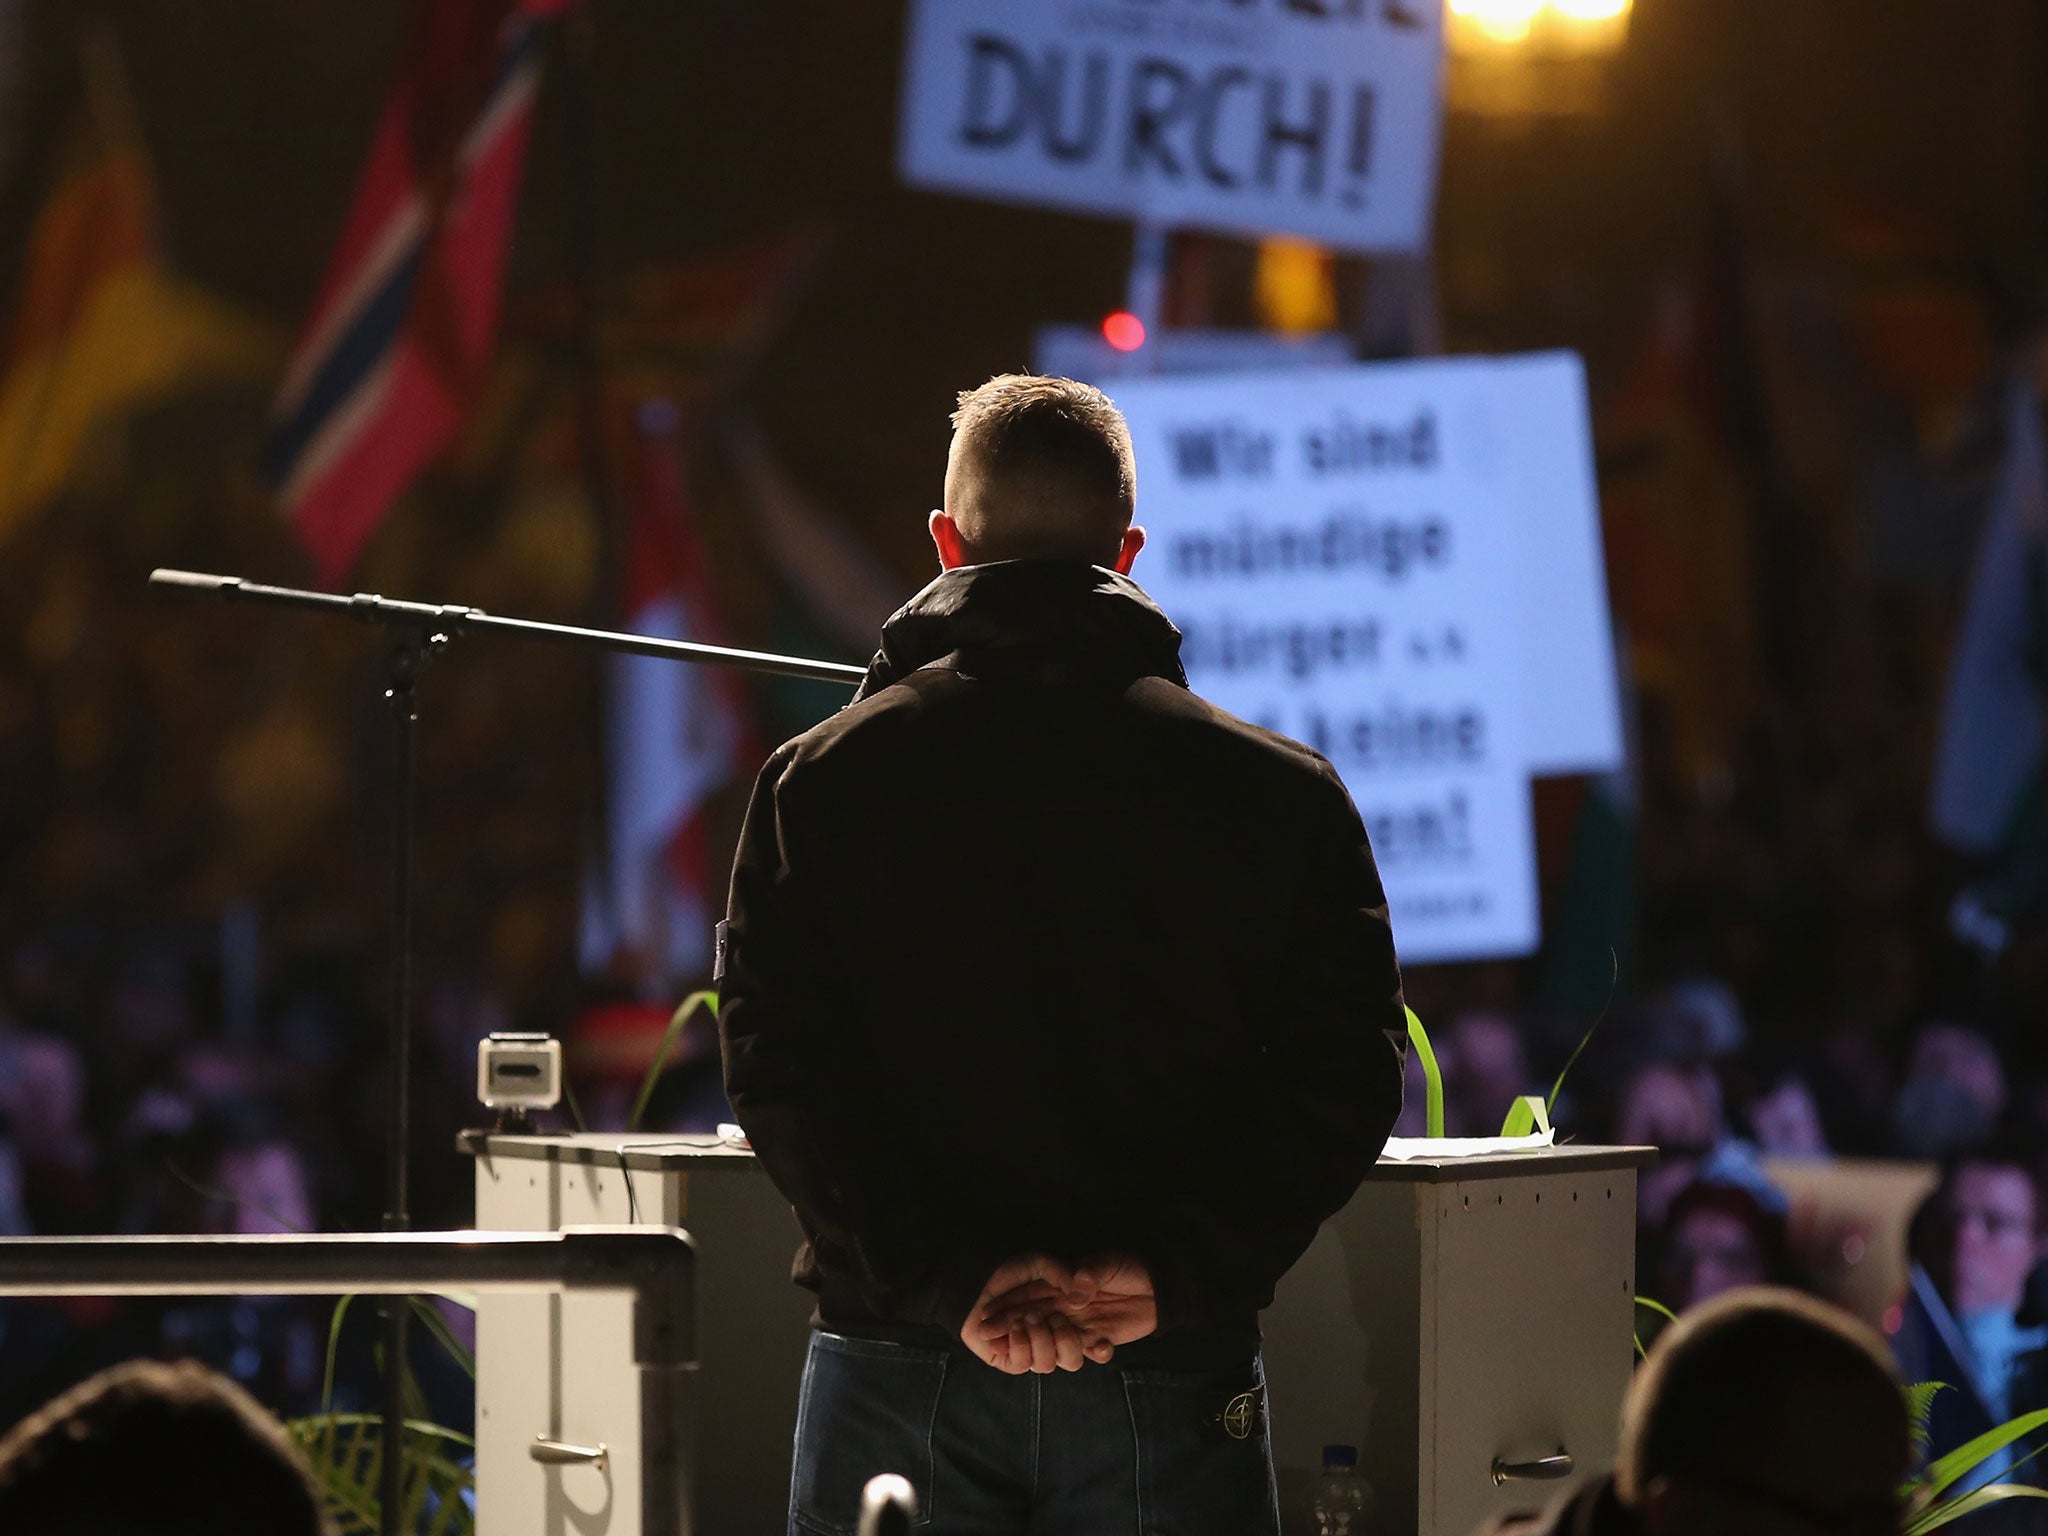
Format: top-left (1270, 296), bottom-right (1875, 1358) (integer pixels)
top-left (1903, 1382), bottom-right (1950, 1457)
top-left (1906, 1482), bottom-right (2048, 1535)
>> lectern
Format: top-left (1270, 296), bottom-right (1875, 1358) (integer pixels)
top-left (470, 1135), bottom-right (1652, 1535)
top-left (1262, 1144), bottom-right (1655, 1536)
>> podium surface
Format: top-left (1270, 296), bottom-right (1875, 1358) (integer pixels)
top-left (470, 1133), bottom-right (1651, 1536)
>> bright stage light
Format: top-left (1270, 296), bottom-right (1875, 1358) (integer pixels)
top-left (1102, 311), bottom-right (1147, 352)
top-left (1446, 0), bottom-right (1634, 51)
top-left (1448, 0), bottom-right (1544, 44)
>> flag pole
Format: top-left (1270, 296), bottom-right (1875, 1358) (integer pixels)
top-left (378, 628), bottom-right (422, 1536)
top-left (1124, 219), bottom-right (1170, 373)
top-left (555, 0), bottom-right (629, 1025)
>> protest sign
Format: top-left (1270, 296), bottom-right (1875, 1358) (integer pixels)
top-left (1112, 356), bottom-right (1618, 961)
top-left (898, 0), bottom-right (1443, 253)
top-left (1095, 347), bottom-right (1621, 778)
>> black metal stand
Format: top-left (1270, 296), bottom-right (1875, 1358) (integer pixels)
top-left (151, 567), bottom-right (859, 1535)
top-left (378, 627), bottom-right (430, 1534)
top-left (150, 567), bottom-right (869, 684)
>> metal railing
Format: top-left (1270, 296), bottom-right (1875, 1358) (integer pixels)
top-left (0, 1226), bottom-right (698, 1536)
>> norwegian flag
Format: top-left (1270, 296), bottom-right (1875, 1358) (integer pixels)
top-left (264, 0), bottom-right (566, 583)
top-left (580, 399), bottom-right (758, 984)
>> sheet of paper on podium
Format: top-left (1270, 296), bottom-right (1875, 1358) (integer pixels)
top-left (1378, 1131), bottom-right (1555, 1161)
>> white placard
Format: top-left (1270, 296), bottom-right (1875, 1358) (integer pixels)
top-left (897, 0), bottom-right (1444, 254)
top-left (1068, 343), bottom-right (1622, 778)
top-left (1472, 352), bottom-right (1620, 777)
top-left (1113, 362), bottom-right (1591, 962)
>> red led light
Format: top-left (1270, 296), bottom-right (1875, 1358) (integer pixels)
top-left (1102, 311), bottom-right (1146, 352)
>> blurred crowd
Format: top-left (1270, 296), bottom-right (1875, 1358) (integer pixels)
top-left (0, 912), bottom-right (729, 1435)
top-left (4, 819), bottom-right (2044, 1457)
top-left (1396, 805), bottom-right (2048, 1519)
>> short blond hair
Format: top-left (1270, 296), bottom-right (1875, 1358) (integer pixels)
top-left (945, 374), bottom-right (1136, 565)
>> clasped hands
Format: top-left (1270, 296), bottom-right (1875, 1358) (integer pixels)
top-left (958, 1253), bottom-right (1157, 1374)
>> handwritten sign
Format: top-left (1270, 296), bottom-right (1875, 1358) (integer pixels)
top-left (898, 0), bottom-right (1444, 253)
top-left (1113, 357), bottom-right (1616, 961)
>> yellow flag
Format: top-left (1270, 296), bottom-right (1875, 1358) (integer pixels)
top-left (0, 46), bottom-right (274, 541)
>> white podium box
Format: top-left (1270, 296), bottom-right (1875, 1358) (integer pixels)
top-left (470, 1135), bottom-right (1650, 1536)
top-left (471, 1133), bottom-right (812, 1536)
top-left (1262, 1146), bottom-right (1654, 1536)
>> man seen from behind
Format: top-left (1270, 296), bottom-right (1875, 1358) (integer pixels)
top-left (719, 374), bottom-right (1408, 1536)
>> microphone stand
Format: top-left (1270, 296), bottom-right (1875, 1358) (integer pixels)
top-left (151, 568), bottom-right (862, 1531)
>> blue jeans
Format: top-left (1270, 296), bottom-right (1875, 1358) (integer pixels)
top-left (787, 1330), bottom-right (1279, 1536)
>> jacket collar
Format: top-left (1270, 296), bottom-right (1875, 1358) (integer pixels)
top-left (853, 560), bottom-right (1187, 702)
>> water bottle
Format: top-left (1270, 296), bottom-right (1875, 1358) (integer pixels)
top-left (1311, 1443), bottom-right (1373, 1536)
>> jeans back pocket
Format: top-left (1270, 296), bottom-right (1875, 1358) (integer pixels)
top-left (1122, 1361), bottom-right (1278, 1536)
top-left (791, 1333), bottom-right (948, 1535)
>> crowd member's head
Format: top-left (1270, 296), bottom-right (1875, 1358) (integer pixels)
top-left (0, 1358), bottom-right (331, 1536)
top-left (1657, 1181), bottom-right (1791, 1313)
top-left (1742, 1060), bottom-right (1831, 1159)
top-left (938, 375), bottom-right (1143, 571)
top-left (0, 1033), bottom-right (87, 1150)
top-left (1617, 1288), bottom-right (1908, 1536)
top-left (1667, 977), bottom-right (1747, 1061)
top-left (1892, 1023), bottom-right (2006, 1159)
top-left (1912, 1151), bottom-right (2041, 1318)
top-left (1616, 1060), bottom-right (1724, 1229)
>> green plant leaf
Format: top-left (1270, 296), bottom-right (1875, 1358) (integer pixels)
top-left (1633, 1294), bottom-right (1677, 1324)
top-left (562, 1077), bottom-right (588, 1135)
top-left (407, 1295), bottom-right (476, 1382)
top-left (287, 1412), bottom-right (380, 1533)
top-left (283, 1416), bottom-right (476, 1536)
top-left (316, 1316), bottom-right (470, 1536)
top-left (162, 1159), bottom-right (306, 1236)
top-left (1405, 1006), bottom-right (1444, 1140)
top-left (317, 1294), bottom-right (354, 1469)
top-left (426, 1468), bottom-right (471, 1536)
top-left (628, 990), bottom-right (719, 1133)
top-left (1548, 948), bottom-right (1619, 1113)
top-left (1500, 1095), bottom-right (1552, 1138)
top-left (290, 1414), bottom-right (474, 1451)
top-left (1922, 1408), bottom-right (2048, 1500)
top-left (1903, 1382), bottom-right (1951, 1457)
top-left (1905, 1482), bottom-right (2048, 1536)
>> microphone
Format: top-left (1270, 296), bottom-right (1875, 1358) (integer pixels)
top-left (149, 568), bottom-right (243, 594)
top-left (857, 1473), bottom-right (917, 1536)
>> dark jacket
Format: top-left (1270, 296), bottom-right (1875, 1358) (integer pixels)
top-left (718, 560), bottom-right (1407, 1338)
top-left (1892, 1266), bottom-right (2048, 1536)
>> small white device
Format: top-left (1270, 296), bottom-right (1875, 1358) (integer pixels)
top-left (477, 1032), bottom-right (562, 1112)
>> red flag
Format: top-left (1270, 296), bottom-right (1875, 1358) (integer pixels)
top-left (580, 399), bottom-right (758, 984)
top-left (264, 0), bottom-right (567, 583)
